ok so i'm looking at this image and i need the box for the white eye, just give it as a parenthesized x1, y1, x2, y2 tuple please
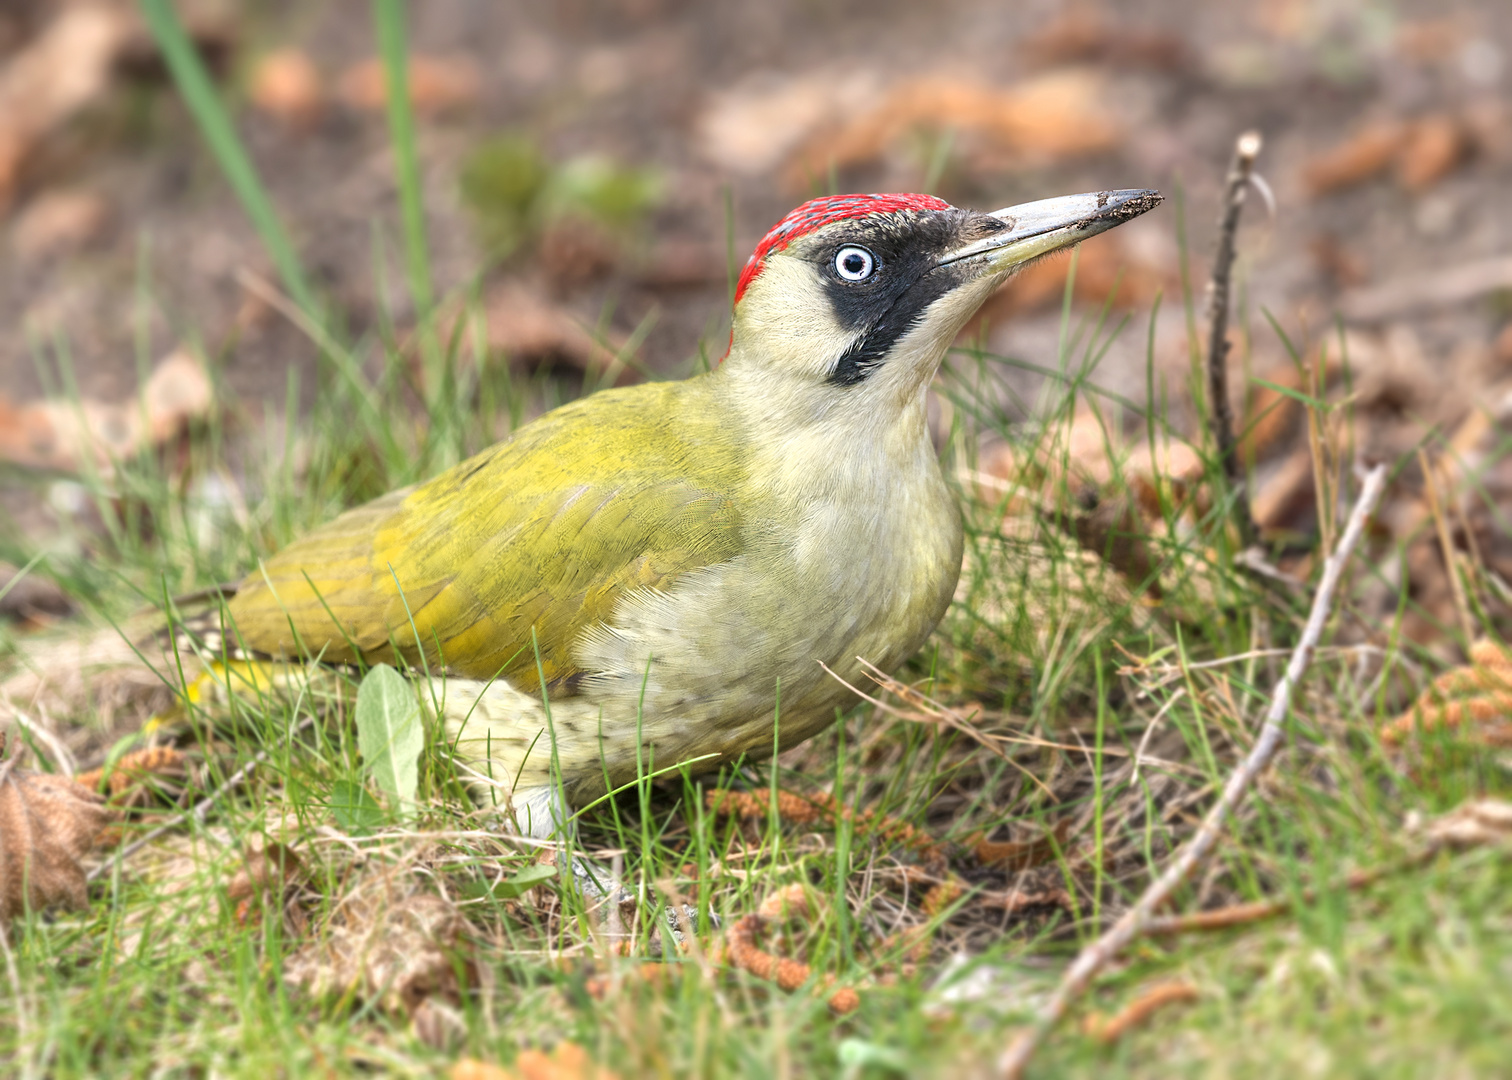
(834, 245, 876, 281)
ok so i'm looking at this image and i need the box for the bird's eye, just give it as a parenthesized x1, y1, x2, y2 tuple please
(833, 245, 876, 282)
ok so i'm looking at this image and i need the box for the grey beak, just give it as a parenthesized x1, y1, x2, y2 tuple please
(939, 189, 1163, 270)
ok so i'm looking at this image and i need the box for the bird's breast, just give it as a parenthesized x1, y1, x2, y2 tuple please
(571, 422, 962, 751)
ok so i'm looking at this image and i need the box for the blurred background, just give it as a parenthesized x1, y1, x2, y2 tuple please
(1, 0, 1509, 615)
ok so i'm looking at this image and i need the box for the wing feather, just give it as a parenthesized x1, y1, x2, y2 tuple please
(227, 380, 747, 687)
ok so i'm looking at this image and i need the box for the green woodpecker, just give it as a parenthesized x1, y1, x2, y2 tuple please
(224, 188, 1161, 835)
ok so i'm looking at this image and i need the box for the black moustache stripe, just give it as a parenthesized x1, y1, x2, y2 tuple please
(828, 263, 967, 386)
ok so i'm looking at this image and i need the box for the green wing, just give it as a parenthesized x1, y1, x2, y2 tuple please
(226, 380, 746, 688)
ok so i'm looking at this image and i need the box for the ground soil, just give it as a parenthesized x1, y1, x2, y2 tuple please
(2, 0, 1510, 540)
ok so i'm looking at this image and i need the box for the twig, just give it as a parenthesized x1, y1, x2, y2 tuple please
(996, 463, 1386, 1079)
(1205, 130, 1263, 548)
(1418, 449, 1477, 651)
(1143, 853, 1423, 935)
(1083, 981, 1199, 1044)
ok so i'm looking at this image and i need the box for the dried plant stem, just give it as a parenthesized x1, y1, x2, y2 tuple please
(1205, 130, 1263, 548)
(1143, 853, 1422, 935)
(1418, 449, 1477, 650)
(997, 463, 1386, 1080)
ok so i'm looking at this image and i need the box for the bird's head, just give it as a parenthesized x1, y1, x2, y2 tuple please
(722, 189, 1162, 411)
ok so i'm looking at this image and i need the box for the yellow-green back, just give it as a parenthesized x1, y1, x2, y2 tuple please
(227, 376, 749, 688)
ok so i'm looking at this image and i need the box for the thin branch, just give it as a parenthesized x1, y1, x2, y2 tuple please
(996, 463, 1386, 1080)
(1205, 130, 1263, 548)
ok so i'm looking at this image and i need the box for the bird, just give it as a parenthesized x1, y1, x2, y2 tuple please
(219, 188, 1161, 836)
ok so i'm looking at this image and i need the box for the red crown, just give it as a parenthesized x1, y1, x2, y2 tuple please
(733, 193, 951, 304)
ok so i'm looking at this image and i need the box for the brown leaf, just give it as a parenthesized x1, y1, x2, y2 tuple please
(1303, 120, 1406, 196)
(1397, 115, 1471, 191)
(12, 191, 109, 261)
(338, 55, 480, 114)
(0, 348, 212, 474)
(0, 737, 112, 925)
(1252, 447, 1317, 534)
(484, 282, 633, 382)
(1309, 231, 1369, 288)
(974, 231, 1176, 323)
(784, 70, 1121, 186)
(1018, 11, 1190, 71)
(0, 4, 132, 210)
(1496, 323, 1512, 369)
(249, 48, 324, 130)
(225, 842, 305, 904)
(1418, 799, 1512, 849)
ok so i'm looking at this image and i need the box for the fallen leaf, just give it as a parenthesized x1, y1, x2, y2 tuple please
(1306, 114, 1473, 197)
(1496, 323, 1512, 368)
(1252, 447, 1316, 534)
(338, 55, 480, 114)
(225, 841, 305, 905)
(0, 4, 132, 210)
(695, 70, 880, 176)
(12, 190, 109, 260)
(1303, 120, 1406, 196)
(1018, 11, 1190, 71)
(484, 281, 631, 381)
(1309, 231, 1369, 288)
(0, 347, 212, 473)
(973, 230, 1176, 324)
(1397, 114, 1471, 191)
(786, 70, 1121, 185)
(0, 734, 112, 925)
(1417, 798, 1512, 848)
(249, 47, 324, 130)
(1394, 19, 1470, 65)
(226, 840, 309, 931)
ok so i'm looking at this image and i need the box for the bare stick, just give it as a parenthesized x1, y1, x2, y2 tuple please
(997, 463, 1386, 1080)
(1205, 130, 1263, 548)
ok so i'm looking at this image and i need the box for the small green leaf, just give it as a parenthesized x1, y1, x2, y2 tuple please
(460, 864, 557, 901)
(329, 778, 385, 834)
(355, 663, 423, 809)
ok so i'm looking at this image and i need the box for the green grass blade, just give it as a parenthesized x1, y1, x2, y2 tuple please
(139, 0, 318, 321)
(372, 0, 441, 395)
